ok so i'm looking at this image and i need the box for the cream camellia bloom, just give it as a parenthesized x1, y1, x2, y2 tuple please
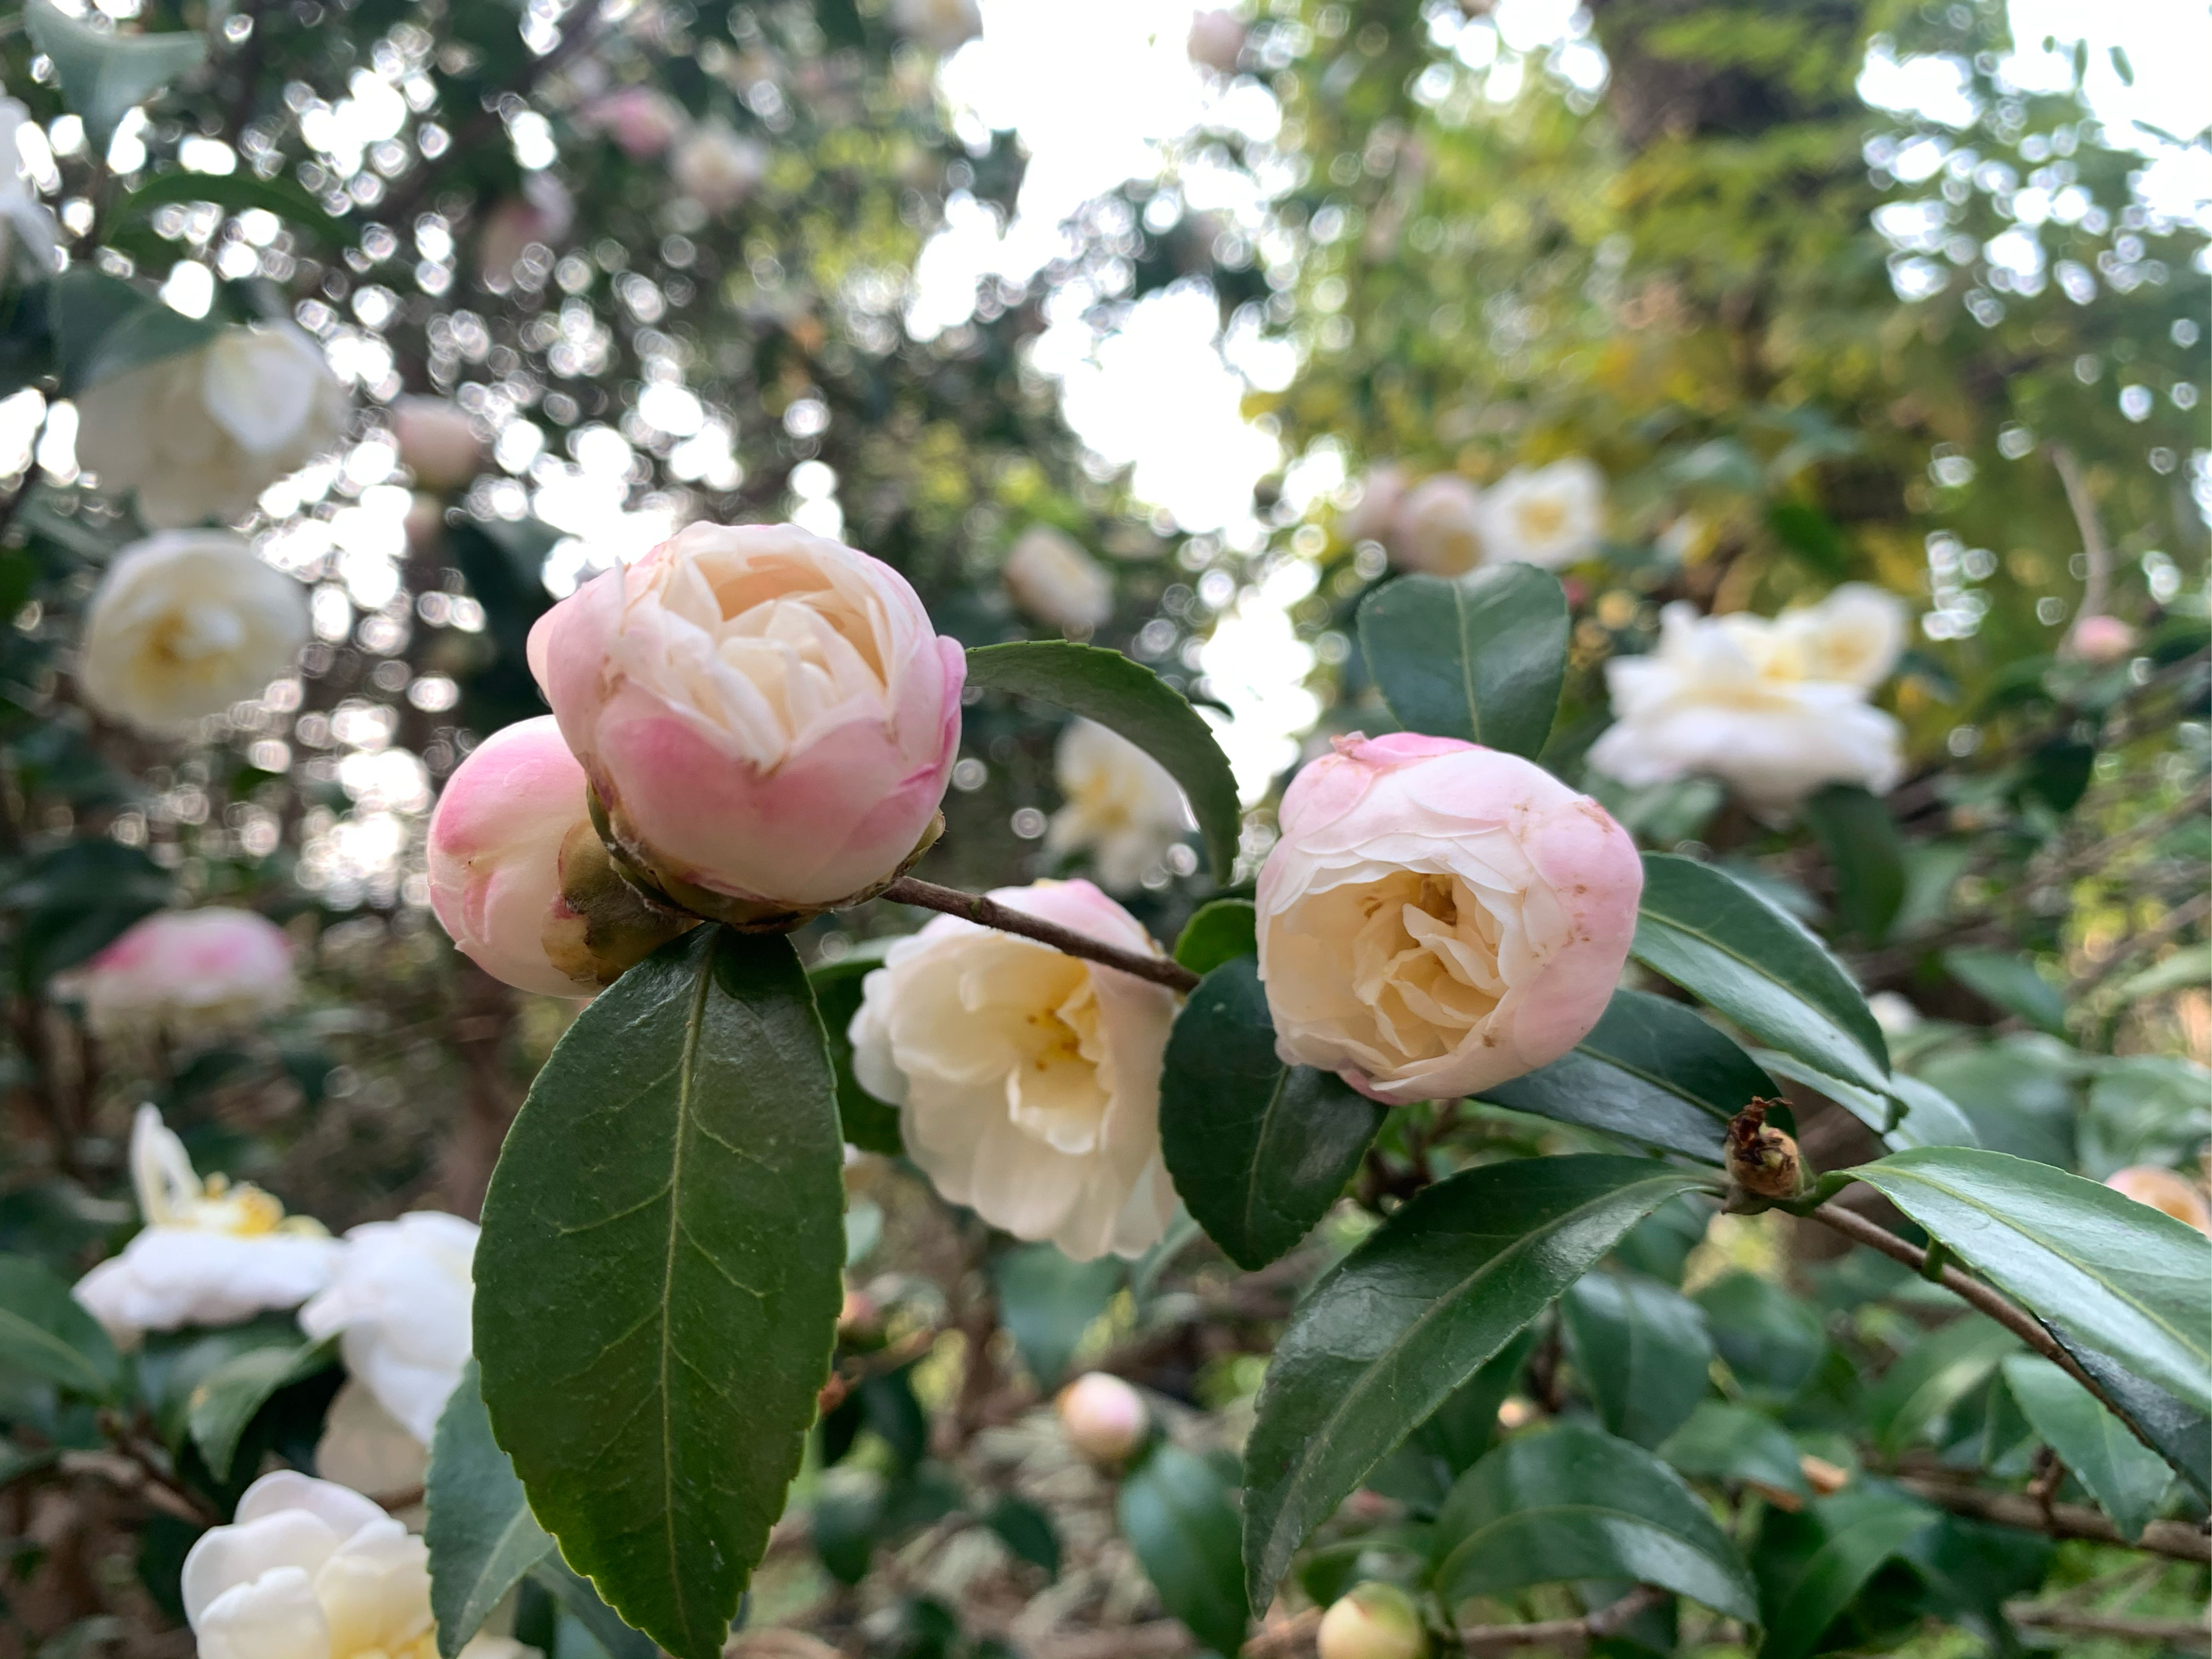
(529, 522, 965, 916)
(391, 397, 485, 493)
(74, 1107, 337, 1345)
(300, 1212, 479, 1445)
(1475, 457, 1605, 569)
(670, 122, 770, 213)
(2105, 1165, 2212, 1234)
(315, 1379, 431, 1503)
(1044, 719, 1193, 893)
(1004, 523, 1113, 635)
(1389, 474, 1485, 576)
(182, 1472, 529, 1659)
(890, 0, 982, 51)
(1587, 593, 1908, 811)
(1257, 734, 1642, 1106)
(73, 907, 297, 1039)
(848, 879, 1179, 1261)
(76, 323, 349, 528)
(80, 532, 310, 733)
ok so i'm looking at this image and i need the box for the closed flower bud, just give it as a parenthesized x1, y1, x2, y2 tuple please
(528, 523, 965, 921)
(2105, 1165, 2211, 1233)
(391, 397, 486, 493)
(2066, 614, 2137, 665)
(71, 907, 297, 1039)
(77, 323, 349, 528)
(1005, 524, 1114, 635)
(1317, 1582, 1429, 1659)
(1257, 735, 1641, 1105)
(1057, 1371, 1149, 1462)
(1389, 474, 1485, 576)
(1726, 1101, 1805, 1200)
(80, 531, 309, 733)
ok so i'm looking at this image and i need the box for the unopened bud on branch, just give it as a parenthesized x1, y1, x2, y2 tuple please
(1317, 1582, 1429, 1659)
(1057, 1372, 1148, 1464)
(1726, 1099, 1806, 1201)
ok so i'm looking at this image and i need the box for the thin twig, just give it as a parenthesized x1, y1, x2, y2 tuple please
(2005, 1600, 2211, 1649)
(1240, 1586, 1668, 1657)
(1897, 1476, 2211, 1564)
(56, 1450, 216, 1527)
(880, 876, 1200, 992)
(2049, 444, 2113, 629)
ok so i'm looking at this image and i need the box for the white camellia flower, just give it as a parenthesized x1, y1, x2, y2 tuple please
(315, 1379, 432, 1504)
(74, 1107, 338, 1345)
(1044, 719, 1193, 893)
(1389, 474, 1485, 576)
(79, 532, 309, 732)
(0, 100, 59, 278)
(75, 322, 349, 528)
(182, 1472, 530, 1659)
(1587, 587, 1911, 811)
(1004, 524, 1114, 635)
(299, 1212, 479, 1445)
(1476, 456, 1606, 568)
(849, 879, 1179, 1261)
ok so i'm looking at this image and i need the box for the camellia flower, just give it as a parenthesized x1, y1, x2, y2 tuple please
(1588, 586, 1909, 811)
(890, 0, 983, 52)
(74, 1106, 337, 1345)
(1057, 1371, 1150, 1462)
(848, 879, 1179, 1261)
(670, 121, 769, 214)
(391, 397, 485, 493)
(299, 1212, 480, 1445)
(426, 715, 695, 995)
(75, 323, 349, 528)
(528, 521, 965, 919)
(1389, 474, 1485, 577)
(1187, 7, 1246, 72)
(2067, 614, 2137, 664)
(1317, 1582, 1430, 1659)
(1475, 456, 1605, 568)
(315, 1379, 430, 1503)
(181, 1472, 528, 1659)
(1338, 464, 1408, 549)
(1004, 523, 1114, 635)
(78, 531, 309, 733)
(1256, 734, 1642, 1106)
(2105, 1165, 2212, 1234)
(0, 99, 59, 279)
(1044, 719, 1193, 893)
(72, 907, 298, 1039)
(581, 85, 687, 159)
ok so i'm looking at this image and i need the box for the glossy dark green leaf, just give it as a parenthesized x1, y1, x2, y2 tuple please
(1560, 1271, 1714, 1448)
(1610, 1194, 1714, 1285)
(0, 1254, 123, 1400)
(990, 1244, 1121, 1389)
(109, 169, 349, 247)
(1846, 1147, 2212, 1414)
(1756, 1052, 1980, 1152)
(1942, 948, 2068, 1038)
(475, 929, 847, 1659)
(1355, 563, 1568, 758)
(1766, 501, 1851, 578)
(187, 1335, 336, 1481)
(1482, 989, 1770, 1164)
(530, 1556, 658, 1659)
(1753, 1486, 1936, 1659)
(964, 641, 1240, 881)
(1432, 1423, 1757, 1621)
(984, 1494, 1061, 1578)
(1865, 1316, 2020, 1455)
(138, 1317, 299, 1449)
(1898, 1513, 2054, 1647)
(2049, 1332, 2210, 1503)
(1632, 854, 1889, 1092)
(2000, 1355, 2172, 1542)
(1658, 1402, 1811, 1500)
(426, 1360, 553, 1659)
(1159, 957, 1383, 1271)
(807, 946, 902, 1156)
(1693, 1272, 1827, 1398)
(1370, 1329, 1540, 1513)
(1241, 1155, 1719, 1604)
(1173, 898, 1257, 975)
(24, 0, 208, 148)
(1801, 784, 1905, 945)
(1118, 1443, 1248, 1657)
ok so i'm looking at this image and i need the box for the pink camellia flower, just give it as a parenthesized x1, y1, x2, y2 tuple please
(2066, 614, 2137, 665)
(1057, 1371, 1150, 1462)
(581, 85, 687, 160)
(75, 907, 295, 1039)
(1256, 734, 1642, 1105)
(391, 397, 485, 494)
(528, 522, 965, 917)
(2105, 1165, 2211, 1234)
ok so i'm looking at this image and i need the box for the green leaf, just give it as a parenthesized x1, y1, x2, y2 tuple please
(2, 839, 174, 989)
(1631, 854, 1889, 1092)
(1241, 1155, 1719, 1604)
(474, 929, 847, 1659)
(1118, 1443, 1249, 1657)
(2048, 1333, 2210, 1504)
(806, 946, 902, 1156)
(1766, 501, 1850, 579)
(1753, 1486, 1937, 1659)
(1432, 1422, 1757, 1622)
(426, 1360, 554, 1659)
(1559, 1270, 1714, 1448)
(1801, 785, 1905, 945)
(187, 1335, 336, 1481)
(1658, 1401, 1811, 1499)
(1481, 989, 1769, 1164)
(1693, 1272, 1827, 1398)
(1756, 1052, 1979, 1152)
(1865, 1316, 2020, 1455)
(984, 1494, 1061, 1579)
(0, 1254, 124, 1400)
(75, 296, 223, 394)
(1173, 898, 1257, 975)
(1401, 1327, 1541, 1491)
(529, 1556, 659, 1659)
(963, 641, 1241, 882)
(1845, 1147, 2212, 1414)
(1942, 948, 2068, 1038)
(1159, 957, 1383, 1271)
(990, 1245, 1121, 1390)
(109, 169, 350, 247)
(24, 0, 207, 148)
(1355, 563, 1568, 758)
(2000, 1355, 2172, 1542)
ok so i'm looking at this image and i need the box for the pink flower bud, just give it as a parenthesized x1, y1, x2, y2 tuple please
(1057, 1372, 1149, 1462)
(2105, 1165, 2211, 1234)
(582, 85, 687, 160)
(527, 523, 965, 918)
(73, 908, 295, 1038)
(1317, 1583, 1429, 1659)
(2066, 614, 2137, 665)
(1256, 734, 1642, 1105)
(391, 397, 485, 494)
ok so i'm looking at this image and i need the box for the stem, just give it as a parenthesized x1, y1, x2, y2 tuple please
(880, 876, 1200, 993)
(2005, 1603, 2212, 1647)
(2049, 444, 2112, 627)
(1896, 1475, 2211, 1564)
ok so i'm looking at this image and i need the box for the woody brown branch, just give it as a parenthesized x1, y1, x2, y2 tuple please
(881, 876, 1202, 993)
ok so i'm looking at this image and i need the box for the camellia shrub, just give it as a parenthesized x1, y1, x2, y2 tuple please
(0, 0, 2203, 1657)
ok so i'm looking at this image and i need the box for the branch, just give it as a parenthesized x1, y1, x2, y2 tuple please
(2006, 1600, 2212, 1647)
(2049, 444, 2112, 627)
(1898, 1476, 2211, 1565)
(1240, 1587, 1667, 1657)
(880, 876, 1200, 993)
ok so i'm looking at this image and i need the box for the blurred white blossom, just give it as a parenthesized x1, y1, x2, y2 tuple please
(1045, 718, 1191, 891)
